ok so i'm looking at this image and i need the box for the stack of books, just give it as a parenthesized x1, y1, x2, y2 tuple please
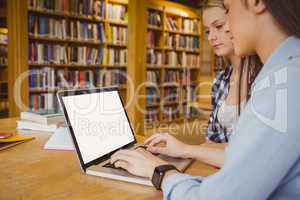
(17, 112, 65, 133)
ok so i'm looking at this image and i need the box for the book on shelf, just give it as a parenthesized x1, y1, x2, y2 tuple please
(147, 71, 160, 85)
(108, 25, 128, 45)
(93, 0, 105, 18)
(147, 49, 162, 66)
(164, 70, 180, 84)
(29, 93, 59, 113)
(20, 111, 64, 126)
(28, 0, 97, 16)
(69, 46, 107, 65)
(181, 52, 201, 68)
(181, 69, 191, 85)
(163, 106, 180, 121)
(165, 51, 180, 67)
(107, 3, 128, 22)
(107, 48, 127, 66)
(164, 33, 199, 50)
(95, 69, 127, 87)
(29, 43, 68, 64)
(147, 30, 161, 48)
(29, 67, 56, 90)
(163, 88, 180, 102)
(29, 43, 110, 65)
(145, 108, 159, 124)
(146, 88, 160, 105)
(148, 10, 162, 27)
(165, 17, 179, 31)
(182, 19, 199, 34)
(56, 69, 94, 88)
(28, 15, 107, 42)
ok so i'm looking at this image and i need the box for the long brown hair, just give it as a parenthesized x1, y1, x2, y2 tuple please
(262, 0, 300, 37)
(237, 55, 262, 115)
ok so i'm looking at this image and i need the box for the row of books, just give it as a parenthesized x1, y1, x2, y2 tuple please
(182, 19, 199, 34)
(29, 68, 127, 90)
(163, 106, 180, 121)
(165, 17, 179, 31)
(147, 71, 160, 85)
(29, 15, 107, 42)
(182, 86, 197, 102)
(165, 51, 201, 67)
(95, 69, 127, 87)
(181, 69, 192, 85)
(108, 26, 128, 45)
(164, 70, 180, 84)
(146, 88, 160, 105)
(28, 0, 105, 18)
(147, 30, 161, 48)
(148, 10, 162, 27)
(147, 49, 163, 66)
(164, 33, 199, 50)
(163, 88, 180, 103)
(107, 3, 127, 22)
(29, 43, 127, 66)
(29, 93, 59, 113)
(29, 67, 56, 90)
(145, 109, 159, 124)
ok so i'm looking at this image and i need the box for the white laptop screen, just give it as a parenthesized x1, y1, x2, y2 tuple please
(61, 90, 135, 164)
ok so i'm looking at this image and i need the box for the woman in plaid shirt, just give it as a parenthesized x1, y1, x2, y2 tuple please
(142, 0, 262, 168)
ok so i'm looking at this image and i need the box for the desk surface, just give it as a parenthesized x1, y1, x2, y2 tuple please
(0, 118, 218, 200)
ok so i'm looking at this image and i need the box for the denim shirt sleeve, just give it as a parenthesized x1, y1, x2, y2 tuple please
(161, 41, 300, 200)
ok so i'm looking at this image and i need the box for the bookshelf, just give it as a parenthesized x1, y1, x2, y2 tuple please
(6, 0, 215, 135)
(0, 0, 8, 118)
(26, 0, 129, 113)
(145, 0, 202, 126)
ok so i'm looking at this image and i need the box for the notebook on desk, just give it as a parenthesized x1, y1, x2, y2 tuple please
(0, 135, 34, 151)
(57, 87, 192, 186)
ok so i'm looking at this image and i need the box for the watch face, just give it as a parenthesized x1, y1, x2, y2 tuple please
(151, 165, 177, 190)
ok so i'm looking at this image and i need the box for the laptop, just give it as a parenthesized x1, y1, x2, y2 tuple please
(57, 87, 192, 186)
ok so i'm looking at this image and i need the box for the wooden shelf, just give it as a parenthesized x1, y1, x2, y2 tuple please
(146, 103, 160, 108)
(147, 46, 163, 50)
(29, 63, 127, 69)
(0, 43, 7, 46)
(29, 85, 127, 94)
(28, 35, 106, 46)
(0, 64, 7, 68)
(164, 47, 200, 53)
(147, 65, 163, 69)
(108, 0, 128, 6)
(108, 20, 128, 26)
(147, 25, 163, 31)
(165, 29, 200, 37)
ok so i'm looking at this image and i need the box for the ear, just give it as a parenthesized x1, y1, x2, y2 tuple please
(247, 0, 267, 14)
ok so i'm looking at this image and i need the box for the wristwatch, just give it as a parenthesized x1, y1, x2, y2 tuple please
(151, 164, 178, 190)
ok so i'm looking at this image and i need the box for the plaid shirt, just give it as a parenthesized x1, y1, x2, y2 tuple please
(206, 66, 233, 143)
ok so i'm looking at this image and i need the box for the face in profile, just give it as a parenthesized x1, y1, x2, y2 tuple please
(203, 6, 234, 57)
(224, 0, 257, 57)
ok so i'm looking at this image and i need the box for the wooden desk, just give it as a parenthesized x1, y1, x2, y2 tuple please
(0, 118, 218, 200)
